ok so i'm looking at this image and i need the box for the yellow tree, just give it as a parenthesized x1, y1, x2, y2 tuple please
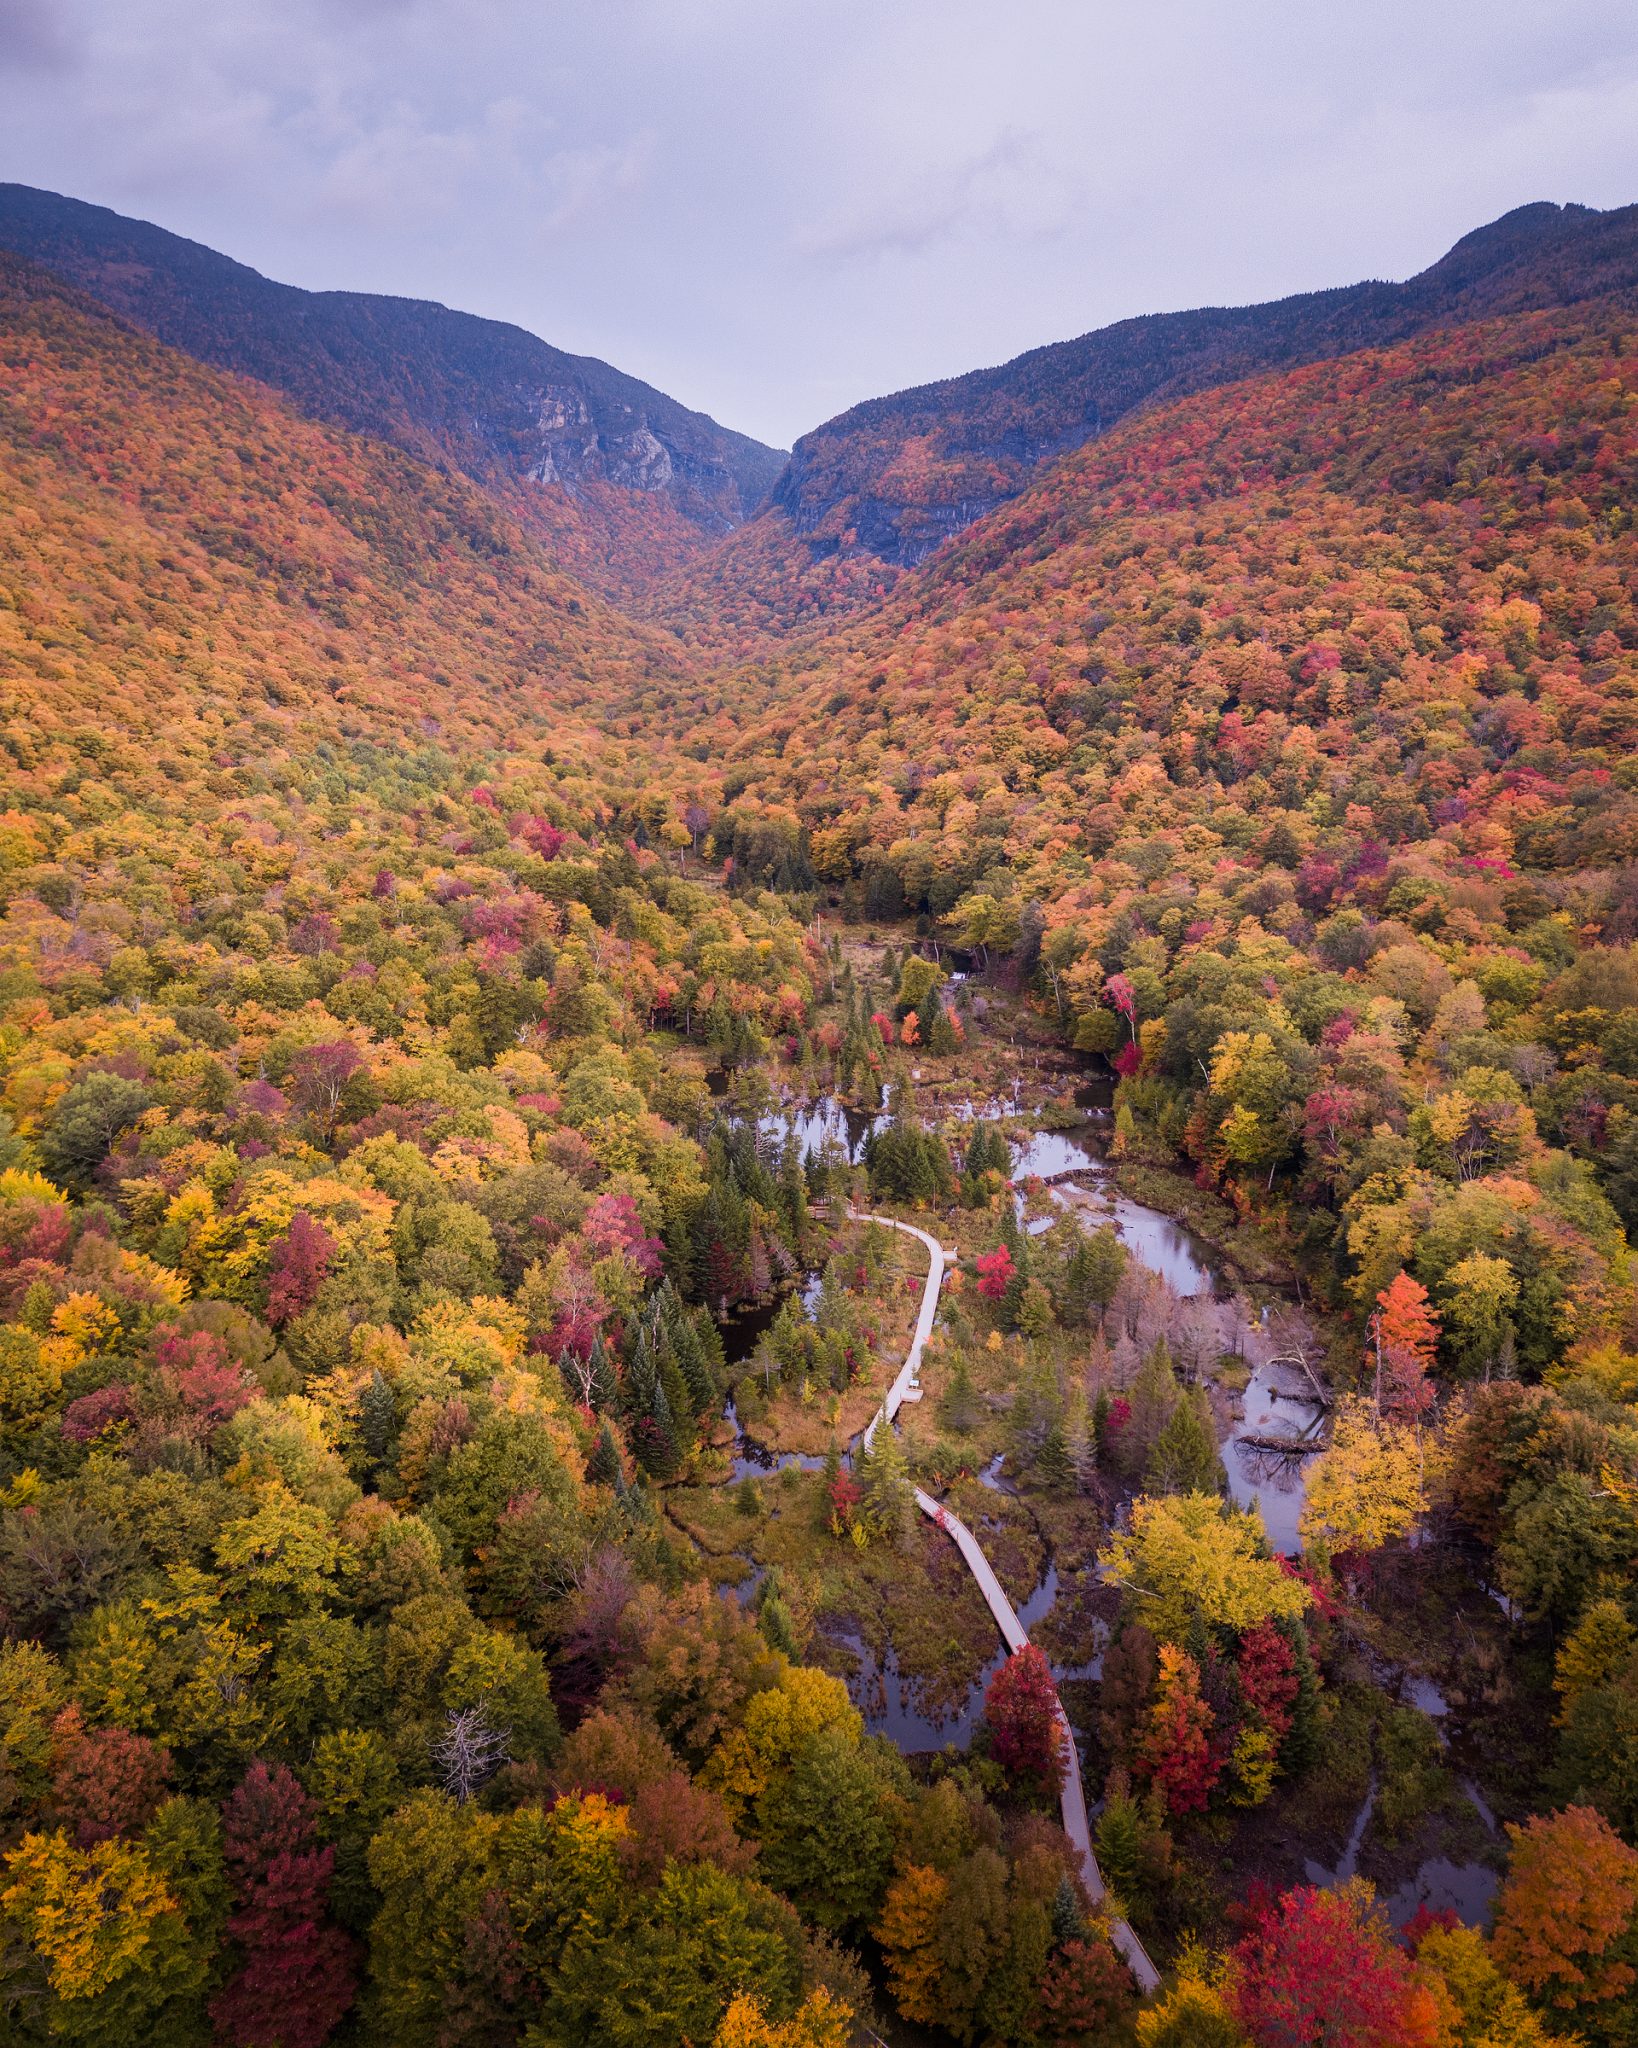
(715, 1987, 853, 2047)
(1, 1830, 174, 2002)
(1300, 1399, 1440, 1561)
(873, 1862, 950, 2025)
(1099, 1493, 1310, 1642)
(1411, 1924, 1557, 2047)
(703, 1666, 861, 1821)
(1553, 1599, 1635, 1724)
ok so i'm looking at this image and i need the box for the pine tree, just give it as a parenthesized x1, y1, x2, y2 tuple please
(643, 1373, 682, 1479)
(1081, 1226, 1128, 1313)
(667, 1297, 719, 1418)
(358, 1369, 398, 1469)
(1000, 1234, 1032, 1332)
(1063, 1386, 1096, 1492)
(1125, 1336, 1180, 1471)
(1036, 1408, 1075, 1492)
(586, 1421, 623, 1488)
(1049, 1872, 1085, 1950)
(756, 1569, 800, 1658)
(1093, 1781, 1146, 1907)
(1146, 1388, 1221, 1495)
(939, 1350, 980, 1434)
(589, 1330, 619, 1412)
(859, 1425, 912, 1543)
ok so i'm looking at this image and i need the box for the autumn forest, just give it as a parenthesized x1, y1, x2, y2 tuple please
(0, 180, 1636, 2048)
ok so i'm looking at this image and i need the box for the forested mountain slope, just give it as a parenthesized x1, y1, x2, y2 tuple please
(0, 183, 785, 604)
(767, 199, 1638, 569)
(0, 251, 703, 797)
(697, 295, 1638, 1268)
(2, 190, 1638, 2048)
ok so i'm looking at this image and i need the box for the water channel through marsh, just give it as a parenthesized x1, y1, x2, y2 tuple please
(710, 1095, 1499, 1929)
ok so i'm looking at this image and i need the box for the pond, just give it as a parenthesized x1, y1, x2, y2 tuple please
(716, 1268, 824, 1370)
(1002, 1117, 1224, 1300)
(1306, 1774, 1501, 1931)
(825, 1554, 1094, 1752)
(1222, 1358, 1327, 1556)
(1011, 1127, 1102, 1180)
(1380, 1858, 1500, 1931)
(843, 1628, 1007, 1752)
(756, 1096, 885, 1161)
(719, 1380, 831, 1481)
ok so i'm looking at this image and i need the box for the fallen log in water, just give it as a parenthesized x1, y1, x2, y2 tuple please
(1237, 1429, 1326, 1456)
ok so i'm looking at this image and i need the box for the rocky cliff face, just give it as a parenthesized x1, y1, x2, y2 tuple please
(771, 199, 1638, 566)
(0, 184, 785, 546)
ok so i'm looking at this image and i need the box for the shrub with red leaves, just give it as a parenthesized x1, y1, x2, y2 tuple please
(47, 1707, 171, 1846)
(976, 1245, 1016, 1302)
(152, 1326, 257, 1428)
(581, 1192, 664, 1279)
(60, 1382, 136, 1442)
(1236, 1619, 1300, 1745)
(1034, 1936, 1135, 2046)
(265, 1211, 335, 1327)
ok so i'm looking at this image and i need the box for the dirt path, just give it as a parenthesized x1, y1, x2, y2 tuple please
(849, 1210, 1162, 1997)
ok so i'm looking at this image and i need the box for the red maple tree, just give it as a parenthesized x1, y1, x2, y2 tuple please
(1236, 1619, 1300, 1746)
(1230, 1883, 1440, 2047)
(1370, 1270, 1439, 1417)
(976, 1244, 1016, 1302)
(984, 1644, 1065, 1789)
(210, 1762, 356, 2048)
(265, 1211, 336, 1327)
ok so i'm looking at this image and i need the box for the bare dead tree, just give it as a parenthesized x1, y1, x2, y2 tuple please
(434, 1705, 511, 1804)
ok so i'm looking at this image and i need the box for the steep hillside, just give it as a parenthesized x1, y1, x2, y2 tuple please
(2, 198, 1638, 2048)
(696, 294, 1638, 1233)
(0, 183, 785, 602)
(765, 199, 1638, 572)
(714, 295, 1638, 892)
(0, 248, 730, 864)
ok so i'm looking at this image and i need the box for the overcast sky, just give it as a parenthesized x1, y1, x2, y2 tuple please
(3, 0, 1637, 449)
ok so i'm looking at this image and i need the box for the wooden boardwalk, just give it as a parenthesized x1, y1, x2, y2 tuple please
(849, 1211, 1162, 1997)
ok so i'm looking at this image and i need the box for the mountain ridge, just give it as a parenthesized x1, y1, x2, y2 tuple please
(0, 182, 785, 601)
(767, 197, 1638, 568)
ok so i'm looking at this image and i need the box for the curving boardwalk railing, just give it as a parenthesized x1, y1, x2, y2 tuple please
(849, 1210, 1162, 1998)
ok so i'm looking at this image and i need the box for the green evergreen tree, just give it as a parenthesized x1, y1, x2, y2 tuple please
(1125, 1336, 1179, 1470)
(939, 1350, 981, 1434)
(1079, 1225, 1128, 1314)
(359, 1369, 398, 1469)
(586, 1420, 623, 1489)
(858, 1425, 912, 1543)
(1000, 1232, 1032, 1330)
(756, 1569, 799, 1658)
(588, 1331, 619, 1413)
(642, 1374, 681, 1479)
(1093, 1784, 1145, 1908)
(1036, 1408, 1075, 1492)
(1049, 1872, 1084, 1950)
(1146, 1387, 1221, 1495)
(1063, 1385, 1096, 1491)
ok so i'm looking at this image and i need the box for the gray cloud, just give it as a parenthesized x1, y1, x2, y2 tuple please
(0, 0, 1635, 446)
(0, 0, 80, 70)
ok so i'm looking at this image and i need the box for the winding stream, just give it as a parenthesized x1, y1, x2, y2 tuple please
(715, 1098, 1497, 1941)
